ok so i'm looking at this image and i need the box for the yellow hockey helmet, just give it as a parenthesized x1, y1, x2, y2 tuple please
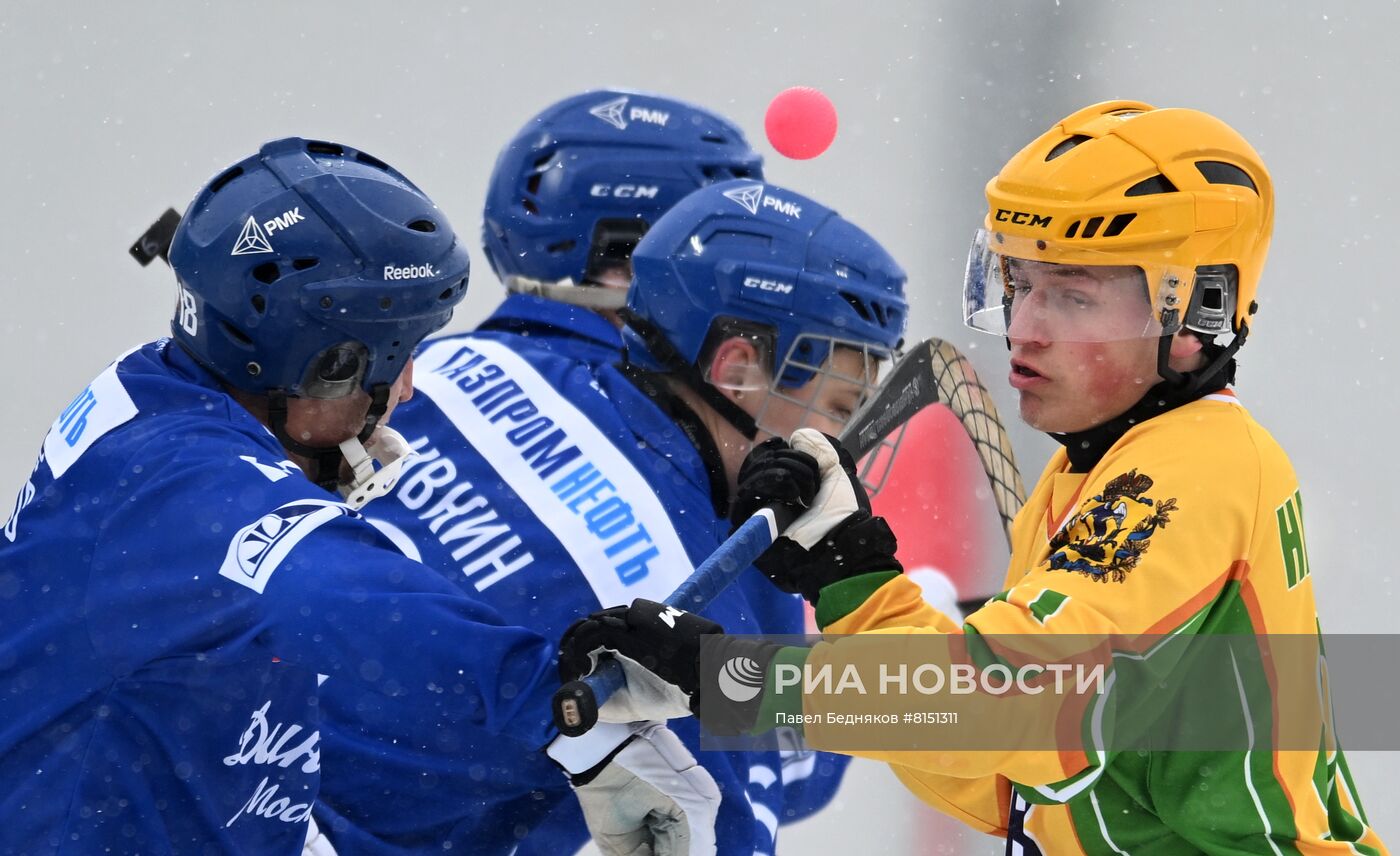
(965, 100, 1273, 343)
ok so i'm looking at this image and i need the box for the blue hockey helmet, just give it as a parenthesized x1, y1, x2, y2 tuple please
(482, 89, 763, 299)
(168, 137, 470, 402)
(624, 179, 908, 390)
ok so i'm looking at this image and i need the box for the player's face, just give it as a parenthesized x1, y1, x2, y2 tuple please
(282, 359, 415, 447)
(756, 347, 873, 440)
(1005, 263, 1161, 433)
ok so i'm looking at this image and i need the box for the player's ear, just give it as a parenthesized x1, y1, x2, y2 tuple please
(1166, 330, 1206, 373)
(705, 337, 768, 401)
(396, 358, 415, 404)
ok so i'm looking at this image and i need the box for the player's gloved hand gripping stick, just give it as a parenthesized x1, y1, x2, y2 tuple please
(553, 337, 1025, 736)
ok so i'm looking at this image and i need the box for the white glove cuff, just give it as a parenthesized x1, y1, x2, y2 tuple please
(545, 720, 647, 775)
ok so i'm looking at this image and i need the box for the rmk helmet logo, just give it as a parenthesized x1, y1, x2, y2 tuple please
(589, 96, 629, 130)
(588, 95, 670, 131)
(231, 216, 274, 256)
(231, 207, 307, 256)
(722, 183, 802, 219)
(723, 184, 765, 215)
(717, 656, 765, 703)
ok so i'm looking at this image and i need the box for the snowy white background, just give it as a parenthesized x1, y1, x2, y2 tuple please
(1, 2, 1393, 852)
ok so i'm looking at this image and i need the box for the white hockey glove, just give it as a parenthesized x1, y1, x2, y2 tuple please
(742, 429, 902, 605)
(548, 721, 720, 856)
(784, 429, 863, 548)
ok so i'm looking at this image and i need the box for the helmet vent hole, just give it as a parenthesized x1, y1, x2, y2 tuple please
(1045, 135, 1091, 161)
(1081, 217, 1105, 239)
(732, 167, 754, 179)
(354, 151, 389, 171)
(220, 321, 254, 346)
(840, 292, 873, 323)
(1065, 220, 1081, 239)
(406, 219, 437, 233)
(252, 262, 281, 284)
(701, 133, 728, 144)
(306, 141, 344, 156)
(1195, 161, 1258, 193)
(1102, 213, 1137, 238)
(526, 173, 543, 195)
(293, 257, 319, 271)
(522, 198, 540, 215)
(209, 166, 244, 194)
(546, 239, 576, 254)
(250, 294, 266, 314)
(379, 297, 393, 310)
(1125, 174, 1179, 196)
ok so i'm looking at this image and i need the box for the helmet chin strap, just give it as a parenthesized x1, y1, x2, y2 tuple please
(618, 310, 759, 441)
(1155, 320, 1248, 393)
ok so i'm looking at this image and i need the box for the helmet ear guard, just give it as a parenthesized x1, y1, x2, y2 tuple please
(1182, 264, 1237, 337)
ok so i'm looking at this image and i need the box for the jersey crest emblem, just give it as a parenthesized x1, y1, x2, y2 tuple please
(1047, 469, 1177, 583)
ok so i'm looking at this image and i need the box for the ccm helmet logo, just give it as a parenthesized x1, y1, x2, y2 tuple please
(743, 276, 794, 295)
(995, 208, 1052, 228)
(384, 263, 438, 280)
(589, 184, 660, 199)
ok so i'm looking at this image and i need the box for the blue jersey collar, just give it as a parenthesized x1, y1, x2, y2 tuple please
(479, 293, 623, 352)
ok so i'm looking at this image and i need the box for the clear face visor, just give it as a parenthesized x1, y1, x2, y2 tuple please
(963, 229, 1192, 343)
(708, 334, 905, 496)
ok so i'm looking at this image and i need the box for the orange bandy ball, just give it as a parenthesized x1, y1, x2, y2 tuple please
(764, 87, 838, 160)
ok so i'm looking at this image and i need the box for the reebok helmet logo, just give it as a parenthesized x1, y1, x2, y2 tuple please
(230, 207, 306, 256)
(722, 184, 802, 219)
(717, 656, 765, 702)
(588, 95, 670, 130)
(384, 262, 438, 280)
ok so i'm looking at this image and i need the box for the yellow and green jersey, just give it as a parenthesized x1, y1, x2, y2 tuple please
(809, 391, 1385, 854)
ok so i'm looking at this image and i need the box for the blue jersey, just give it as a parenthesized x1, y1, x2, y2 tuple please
(313, 315, 847, 855)
(0, 341, 561, 856)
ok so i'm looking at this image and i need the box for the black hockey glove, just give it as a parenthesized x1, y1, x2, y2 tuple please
(729, 437, 820, 530)
(558, 599, 724, 720)
(751, 431, 902, 606)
